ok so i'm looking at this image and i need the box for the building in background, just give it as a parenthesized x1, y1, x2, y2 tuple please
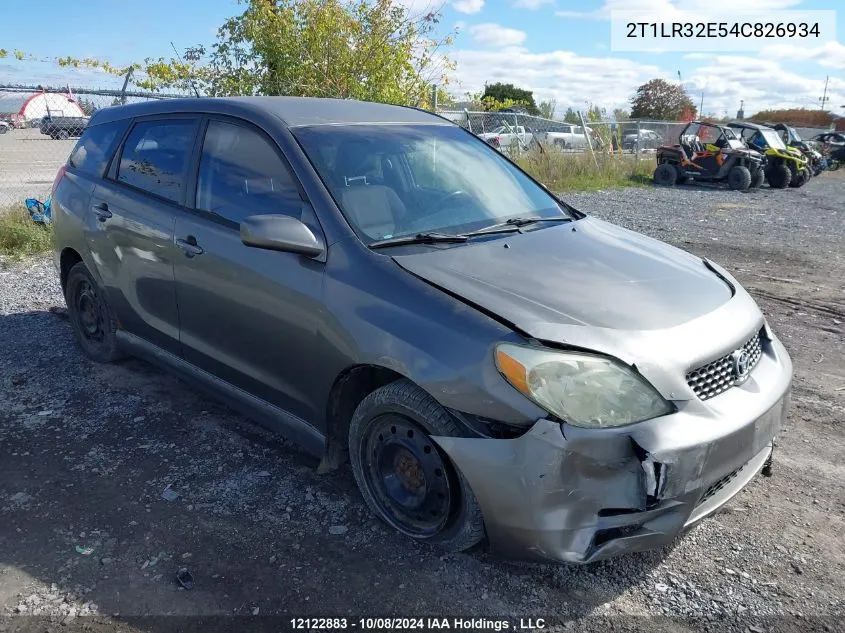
(0, 90, 85, 126)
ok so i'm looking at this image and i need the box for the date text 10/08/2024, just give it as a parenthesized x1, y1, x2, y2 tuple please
(626, 22, 821, 38)
(290, 618, 548, 630)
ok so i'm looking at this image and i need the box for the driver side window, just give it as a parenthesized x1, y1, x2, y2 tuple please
(196, 120, 302, 225)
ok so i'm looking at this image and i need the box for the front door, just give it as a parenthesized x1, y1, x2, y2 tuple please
(85, 116, 199, 355)
(173, 117, 327, 423)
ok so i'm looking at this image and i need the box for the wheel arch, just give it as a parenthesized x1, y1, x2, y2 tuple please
(60, 247, 84, 293)
(322, 363, 409, 470)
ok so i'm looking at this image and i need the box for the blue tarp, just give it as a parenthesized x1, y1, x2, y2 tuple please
(25, 196, 52, 224)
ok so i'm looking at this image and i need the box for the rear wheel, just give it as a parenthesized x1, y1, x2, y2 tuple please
(65, 263, 123, 363)
(727, 165, 752, 191)
(58, 129, 70, 140)
(750, 168, 765, 188)
(349, 379, 485, 552)
(766, 163, 791, 189)
(653, 163, 678, 186)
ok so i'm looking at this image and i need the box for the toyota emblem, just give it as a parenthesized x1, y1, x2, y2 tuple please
(731, 349, 751, 384)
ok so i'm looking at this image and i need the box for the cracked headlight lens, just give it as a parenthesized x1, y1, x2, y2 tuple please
(495, 343, 673, 428)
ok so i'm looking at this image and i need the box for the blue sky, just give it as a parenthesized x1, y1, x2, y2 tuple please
(0, 0, 842, 117)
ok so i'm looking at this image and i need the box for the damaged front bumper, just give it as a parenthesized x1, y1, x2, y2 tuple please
(432, 337, 792, 564)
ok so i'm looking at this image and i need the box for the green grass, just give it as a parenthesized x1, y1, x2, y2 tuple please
(515, 148, 654, 192)
(0, 205, 54, 262)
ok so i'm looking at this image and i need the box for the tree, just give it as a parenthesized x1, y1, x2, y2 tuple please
(750, 108, 834, 127)
(481, 82, 539, 115)
(613, 108, 630, 121)
(563, 107, 579, 123)
(630, 78, 697, 121)
(538, 98, 557, 120)
(55, 0, 455, 108)
(76, 98, 98, 116)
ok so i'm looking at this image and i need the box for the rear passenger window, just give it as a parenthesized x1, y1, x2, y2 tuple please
(196, 120, 302, 224)
(68, 120, 126, 177)
(117, 119, 197, 203)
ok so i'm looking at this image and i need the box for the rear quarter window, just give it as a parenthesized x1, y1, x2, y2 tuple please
(68, 120, 128, 177)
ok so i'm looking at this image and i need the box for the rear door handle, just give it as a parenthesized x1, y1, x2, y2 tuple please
(176, 236, 205, 257)
(91, 203, 112, 222)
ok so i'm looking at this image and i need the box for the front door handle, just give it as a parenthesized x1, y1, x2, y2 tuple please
(176, 236, 205, 257)
(91, 203, 112, 222)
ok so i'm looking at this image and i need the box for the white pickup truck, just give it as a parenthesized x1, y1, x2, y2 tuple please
(477, 125, 534, 150)
(543, 124, 596, 150)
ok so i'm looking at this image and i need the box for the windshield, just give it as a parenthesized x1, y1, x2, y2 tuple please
(761, 129, 787, 149)
(293, 124, 570, 244)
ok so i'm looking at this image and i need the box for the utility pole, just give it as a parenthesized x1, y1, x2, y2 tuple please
(819, 75, 830, 112)
(699, 92, 704, 115)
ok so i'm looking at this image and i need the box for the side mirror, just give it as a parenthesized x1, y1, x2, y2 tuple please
(240, 214, 325, 258)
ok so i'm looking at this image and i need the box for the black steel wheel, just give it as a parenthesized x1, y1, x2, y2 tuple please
(349, 379, 485, 551)
(65, 262, 122, 363)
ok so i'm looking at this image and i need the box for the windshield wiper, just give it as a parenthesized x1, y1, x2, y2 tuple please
(464, 215, 571, 237)
(369, 232, 469, 249)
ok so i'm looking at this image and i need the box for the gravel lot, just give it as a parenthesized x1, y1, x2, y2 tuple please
(1, 174, 843, 632)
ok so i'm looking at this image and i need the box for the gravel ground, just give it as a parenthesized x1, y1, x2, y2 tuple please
(1, 173, 843, 633)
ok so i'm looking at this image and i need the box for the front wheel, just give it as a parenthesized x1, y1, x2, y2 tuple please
(766, 163, 791, 189)
(349, 379, 485, 552)
(750, 168, 765, 188)
(653, 162, 678, 186)
(789, 167, 810, 188)
(727, 165, 752, 191)
(829, 159, 841, 172)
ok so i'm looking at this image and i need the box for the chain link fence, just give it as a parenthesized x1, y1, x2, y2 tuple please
(437, 110, 690, 160)
(0, 85, 186, 208)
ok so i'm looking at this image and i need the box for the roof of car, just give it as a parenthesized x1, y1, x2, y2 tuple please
(88, 96, 448, 129)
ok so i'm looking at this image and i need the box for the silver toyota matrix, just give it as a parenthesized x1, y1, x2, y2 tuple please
(51, 97, 793, 563)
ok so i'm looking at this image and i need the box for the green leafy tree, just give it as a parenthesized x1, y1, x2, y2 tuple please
(481, 82, 539, 115)
(630, 78, 697, 121)
(612, 107, 630, 121)
(538, 98, 556, 120)
(563, 107, 580, 123)
(54, 0, 455, 107)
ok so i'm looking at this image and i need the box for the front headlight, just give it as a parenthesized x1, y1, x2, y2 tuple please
(495, 344, 673, 429)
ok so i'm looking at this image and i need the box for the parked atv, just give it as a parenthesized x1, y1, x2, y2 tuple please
(771, 123, 824, 176)
(728, 122, 810, 189)
(653, 121, 764, 191)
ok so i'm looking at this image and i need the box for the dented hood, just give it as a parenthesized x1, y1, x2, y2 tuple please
(392, 217, 733, 335)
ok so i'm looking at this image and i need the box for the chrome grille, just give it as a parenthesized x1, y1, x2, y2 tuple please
(686, 331, 764, 400)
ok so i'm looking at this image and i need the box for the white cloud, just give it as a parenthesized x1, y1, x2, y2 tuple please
(453, 0, 484, 14)
(556, 0, 803, 20)
(450, 48, 661, 108)
(513, 0, 552, 9)
(470, 23, 528, 47)
(759, 41, 845, 70)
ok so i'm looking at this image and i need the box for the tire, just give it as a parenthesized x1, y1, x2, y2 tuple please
(750, 168, 765, 188)
(65, 262, 123, 363)
(829, 159, 841, 172)
(766, 163, 791, 189)
(727, 165, 752, 191)
(789, 167, 810, 188)
(653, 162, 678, 186)
(0, 126, 7, 134)
(58, 129, 70, 140)
(349, 379, 485, 552)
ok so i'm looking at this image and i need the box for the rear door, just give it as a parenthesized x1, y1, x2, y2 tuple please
(173, 116, 327, 422)
(85, 116, 199, 355)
